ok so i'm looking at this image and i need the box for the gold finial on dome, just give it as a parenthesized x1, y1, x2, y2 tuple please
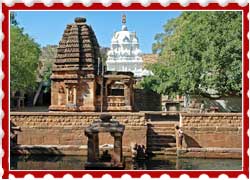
(122, 14, 126, 24)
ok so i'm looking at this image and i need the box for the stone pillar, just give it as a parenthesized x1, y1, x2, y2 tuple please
(73, 86, 77, 104)
(66, 87, 69, 104)
(86, 132, 99, 162)
(58, 94, 62, 106)
(124, 83, 130, 106)
(93, 133, 99, 159)
(58, 86, 64, 106)
(112, 132, 123, 163)
(106, 80, 113, 96)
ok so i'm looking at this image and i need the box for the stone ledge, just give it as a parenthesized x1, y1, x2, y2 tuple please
(18, 126, 147, 130)
(11, 145, 132, 156)
(177, 147, 242, 159)
(144, 111, 181, 115)
(181, 147, 241, 153)
(10, 112, 146, 116)
(180, 112, 242, 117)
(183, 127, 241, 132)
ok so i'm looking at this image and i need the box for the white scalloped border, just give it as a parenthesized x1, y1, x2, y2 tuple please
(1, 0, 249, 7)
(1, 0, 249, 179)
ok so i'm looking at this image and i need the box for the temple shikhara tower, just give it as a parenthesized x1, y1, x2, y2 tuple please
(49, 17, 134, 112)
(49, 17, 100, 112)
(106, 15, 150, 77)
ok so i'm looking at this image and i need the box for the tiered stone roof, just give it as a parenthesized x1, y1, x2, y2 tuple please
(51, 17, 100, 80)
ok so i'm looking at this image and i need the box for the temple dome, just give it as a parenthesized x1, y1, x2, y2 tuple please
(113, 31, 132, 44)
(106, 15, 147, 77)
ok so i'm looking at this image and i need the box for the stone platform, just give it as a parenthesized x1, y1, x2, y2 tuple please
(177, 147, 242, 159)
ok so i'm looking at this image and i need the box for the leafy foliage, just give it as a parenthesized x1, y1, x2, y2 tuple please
(142, 11, 242, 98)
(10, 14, 40, 94)
(10, 12, 18, 26)
(37, 45, 57, 92)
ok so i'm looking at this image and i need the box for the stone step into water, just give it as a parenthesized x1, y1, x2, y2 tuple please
(146, 121, 179, 155)
(147, 134, 176, 140)
(165, 152, 177, 156)
(165, 147, 177, 152)
(148, 142, 176, 147)
(147, 143, 176, 149)
(165, 148, 177, 156)
(147, 138, 176, 144)
(147, 141, 176, 146)
(148, 138, 176, 144)
(147, 130, 176, 135)
(150, 150, 165, 155)
(147, 145, 176, 150)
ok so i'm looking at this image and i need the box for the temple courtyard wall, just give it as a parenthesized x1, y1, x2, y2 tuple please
(179, 113, 242, 158)
(10, 112, 242, 158)
(10, 112, 147, 156)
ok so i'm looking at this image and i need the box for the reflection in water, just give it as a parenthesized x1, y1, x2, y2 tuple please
(11, 155, 87, 170)
(10, 155, 242, 170)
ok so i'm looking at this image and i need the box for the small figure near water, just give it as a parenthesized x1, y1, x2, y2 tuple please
(176, 125, 184, 149)
(132, 143, 148, 160)
(100, 150, 111, 162)
(99, 149, 121, 167)
(132, 143, 138, 158)
(131, 143, 148, 170)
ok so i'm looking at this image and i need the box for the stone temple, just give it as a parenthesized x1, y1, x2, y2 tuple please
(106, 14, 151, 77)
(49, 17, 134, 112)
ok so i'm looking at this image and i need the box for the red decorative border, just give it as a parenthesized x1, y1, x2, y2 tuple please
(2, 3, 249, 179)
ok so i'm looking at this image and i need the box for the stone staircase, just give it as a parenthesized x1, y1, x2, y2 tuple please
(147, 121, 178, 156)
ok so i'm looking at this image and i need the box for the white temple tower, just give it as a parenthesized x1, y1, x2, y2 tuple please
(106, 14, 150, 77)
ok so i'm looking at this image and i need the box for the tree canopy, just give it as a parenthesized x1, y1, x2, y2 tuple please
(37, 45, 57, 92)
(10, 13, 40, 94)
(141, 11, 242, 98)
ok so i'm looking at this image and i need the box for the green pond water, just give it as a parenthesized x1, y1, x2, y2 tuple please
(11, 155, 242, 170)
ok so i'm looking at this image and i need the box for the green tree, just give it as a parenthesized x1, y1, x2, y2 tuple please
(10, 12, 18, 26)
(10, 14, 40, 97)
(142, 11, 242, 98)
(37, 45, 57, 91)
(32, 45, 56, 106)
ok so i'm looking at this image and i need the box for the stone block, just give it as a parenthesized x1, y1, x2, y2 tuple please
(30, 135, 44, 145)
(17, 134, 31, 145)
(44, 135, 60, 145)
(216, 127, 238, 132)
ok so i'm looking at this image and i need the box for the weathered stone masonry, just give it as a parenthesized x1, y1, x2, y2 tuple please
(180, 113, 242, 148)
(10, 112, 242, 157)
(11, 112, 147, 155)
